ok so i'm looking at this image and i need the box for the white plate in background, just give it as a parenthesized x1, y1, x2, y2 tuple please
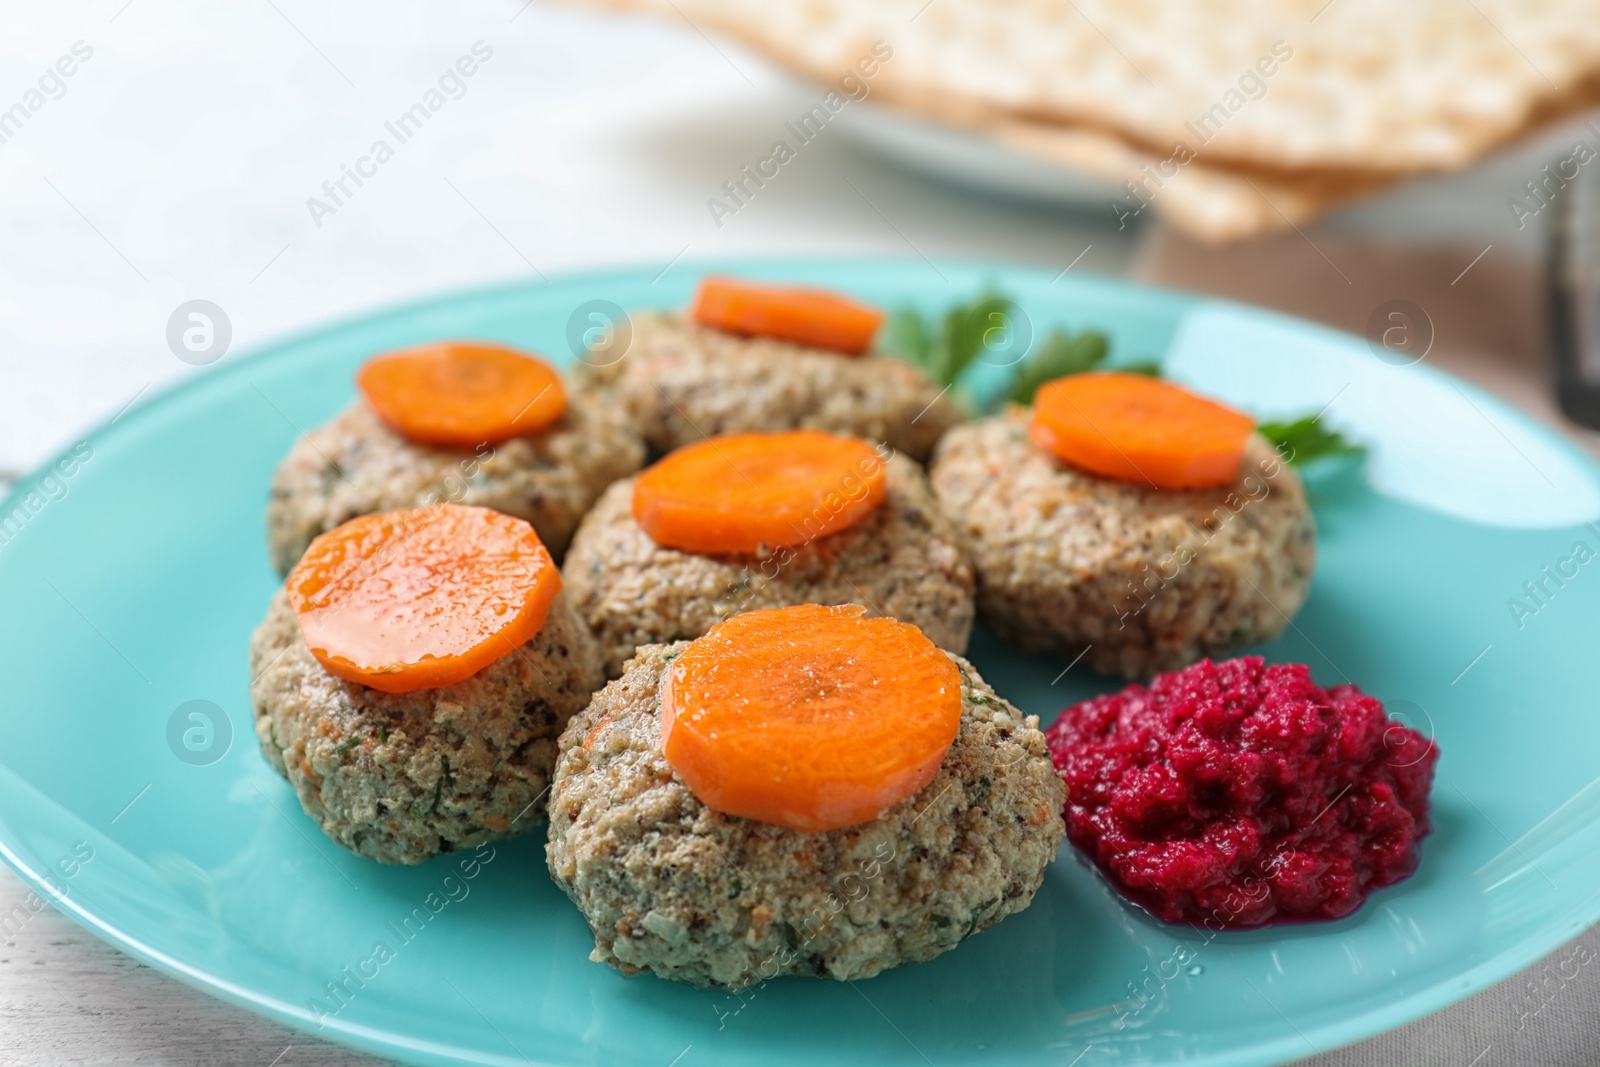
(831, 103, 1122, 207)
(832, 97, 1580, 252)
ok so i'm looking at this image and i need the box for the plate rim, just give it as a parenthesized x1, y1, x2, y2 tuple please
(2, 255, 1598, 1067)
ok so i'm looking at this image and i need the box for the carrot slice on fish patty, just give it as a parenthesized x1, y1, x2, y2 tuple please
(1030, 371, 1255, 490)
(692, 276, 884, 355)
(660, 604, 962, 833)
(286, 503, 559, 693)
(631, 431, 887, 555)
(358, 341, 566, 448)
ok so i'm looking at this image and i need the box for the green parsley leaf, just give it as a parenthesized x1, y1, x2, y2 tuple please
(1009, 328, 1111, 404)
(1256, 415, 1365, 466)
(1004, 327, 1120, 403)
(938, 294, 1014, 383)
(881, 291, 1016, 386)
(881, 306, 936, 373)
(881, 288, 1146, 408)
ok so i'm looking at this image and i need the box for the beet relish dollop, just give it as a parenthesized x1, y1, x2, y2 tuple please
(1045, 657, 1438, 927)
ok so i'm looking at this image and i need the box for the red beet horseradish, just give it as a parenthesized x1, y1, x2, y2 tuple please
(1045, 656, 1438, 927)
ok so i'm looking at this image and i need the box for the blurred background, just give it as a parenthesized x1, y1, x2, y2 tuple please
(3, 0, 1596, 480)
(3, 1, 1598, 1064)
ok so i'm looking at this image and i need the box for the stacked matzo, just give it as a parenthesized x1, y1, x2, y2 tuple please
(569, 0, 1600, 240)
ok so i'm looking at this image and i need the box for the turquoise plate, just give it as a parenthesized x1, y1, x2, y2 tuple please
(2, 259, 1598, 1067)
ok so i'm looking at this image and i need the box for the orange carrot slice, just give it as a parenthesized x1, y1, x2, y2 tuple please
(691, 276, 884, 355)
(631, 431, 887, 554)
(357, 341, 567, 448)
(286, 503, 560, 693)
(1030, 372, 1255, 490)
(661, 604, 962, 833)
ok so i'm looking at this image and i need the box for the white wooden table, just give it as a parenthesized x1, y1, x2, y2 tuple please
(1, 2, 1595, 1064)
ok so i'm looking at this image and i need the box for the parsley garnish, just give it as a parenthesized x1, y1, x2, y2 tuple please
(1009, 328, 1111, 404)
(1257, 415, 1366, 466)
(882, 291, 1015, 386)
(889, 288, 1364, 467)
